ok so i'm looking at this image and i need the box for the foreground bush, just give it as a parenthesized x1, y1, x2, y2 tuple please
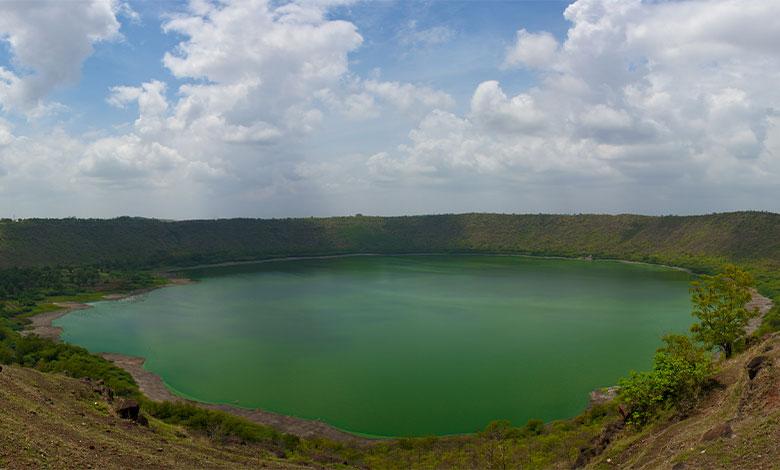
(618, 334, 712, 425)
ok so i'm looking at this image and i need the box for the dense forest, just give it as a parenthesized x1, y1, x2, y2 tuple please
(2, 211, 778, 294)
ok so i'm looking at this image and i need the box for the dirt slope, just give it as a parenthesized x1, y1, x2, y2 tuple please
(0, 366, 304, 470)
(588, 333, 780, 469)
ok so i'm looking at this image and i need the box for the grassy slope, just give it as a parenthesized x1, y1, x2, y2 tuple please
(0, 366, 302, 470)
(588, 332, 780, 470)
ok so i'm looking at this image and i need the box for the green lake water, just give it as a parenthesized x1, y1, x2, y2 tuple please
(55, 255, 694, 437)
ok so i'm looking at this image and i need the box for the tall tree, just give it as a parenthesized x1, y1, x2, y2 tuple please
(689, 265, 759, 358)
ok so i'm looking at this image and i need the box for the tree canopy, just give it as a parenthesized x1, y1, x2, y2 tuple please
(689, 264, 759, 358)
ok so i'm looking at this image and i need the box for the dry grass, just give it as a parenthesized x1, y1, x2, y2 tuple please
(0, 366, 305, 469)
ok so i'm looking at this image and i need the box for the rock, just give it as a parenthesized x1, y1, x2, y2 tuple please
(701, 422, 734, 441)
(137, 413, 149, 427)
(746, 355, 770, 380)
(588, 386, 620, 409)
(672, 462, 686, 470)
(115, 399, 140, 421)
(0, 365, 3, 373)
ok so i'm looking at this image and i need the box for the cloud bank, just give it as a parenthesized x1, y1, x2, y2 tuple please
(0, 0, 778, 217)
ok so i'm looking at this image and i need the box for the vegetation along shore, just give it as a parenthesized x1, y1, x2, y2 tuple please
(2, 211, 780, 468)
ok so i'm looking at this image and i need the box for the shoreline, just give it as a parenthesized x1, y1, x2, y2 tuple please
(21, 278, 197, 342)
(96, 353, 383, 444)
(171, 251, 695, 274)
(21, 274, 383, 443)
(24, 252, 773, 441)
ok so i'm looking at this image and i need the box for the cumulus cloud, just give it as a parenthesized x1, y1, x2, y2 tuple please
(0, 0, 123, 115)
(360, 0, 780, 191)
(504, 29, 559, 69)
(470, 81, 547, 134)
(156, 0, 362, 146)
(363, 80, 455, 119)
(349, 0, 780, 211)
(5, 0, 779, 217)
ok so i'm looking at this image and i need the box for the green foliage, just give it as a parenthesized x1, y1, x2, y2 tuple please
(755, 304, 780, 337)
(479, 420, 523, 440)
(689, 264, 760, 357)
(525, 419, 545, 436)
(0, 332, 139, 397)
(618, 334, 712, 426)
(139, 399, 281, 443)
(1, 212, 779, 327)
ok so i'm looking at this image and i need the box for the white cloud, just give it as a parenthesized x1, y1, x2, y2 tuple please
(108, 80, 169, 135)
(504, 29, 559, 69)
(0, 0, 123, 115)
(79, 135, 185, 184)
(158, 0, 362, 145)
(470, 81, 547, 134)
(298, 0, 780, 215)
(363, 80, 455, 119)
(5, 0, 780, 218)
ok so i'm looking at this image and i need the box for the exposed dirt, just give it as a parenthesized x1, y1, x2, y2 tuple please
(20, 302, 93, 342)
(0, 365, 305, 469)
(745, 288, 774, 335)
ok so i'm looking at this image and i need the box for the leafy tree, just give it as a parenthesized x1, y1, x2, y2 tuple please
(618, 334, 712, 426)
(689, 264, 759, 358)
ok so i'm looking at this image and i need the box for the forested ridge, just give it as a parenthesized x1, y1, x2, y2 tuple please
(1, 211, 778, 266)
(2, 211, 779, 294)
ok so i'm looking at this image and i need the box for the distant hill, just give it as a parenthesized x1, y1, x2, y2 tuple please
(1, 212, 778, 279)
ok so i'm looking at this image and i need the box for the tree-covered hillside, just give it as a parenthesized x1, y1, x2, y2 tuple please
(1, 212, 778, 276)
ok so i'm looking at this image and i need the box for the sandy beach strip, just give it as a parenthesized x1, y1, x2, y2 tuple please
(21, 277, 196, 341)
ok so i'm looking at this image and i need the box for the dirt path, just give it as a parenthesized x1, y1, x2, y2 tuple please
(745, 288, 774, 335)
(97, 353, 383, 444)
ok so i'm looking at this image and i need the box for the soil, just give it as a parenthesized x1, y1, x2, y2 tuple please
(745, 288, 774, 335)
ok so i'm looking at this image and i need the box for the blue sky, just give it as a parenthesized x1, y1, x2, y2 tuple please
(0, 0, 779, 219)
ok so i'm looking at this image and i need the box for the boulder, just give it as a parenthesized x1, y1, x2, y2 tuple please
(115, 399, 140, 421)
(746, 355, 770, 380)
(588, 386, 620, 409)
(701, 422, 734, 442)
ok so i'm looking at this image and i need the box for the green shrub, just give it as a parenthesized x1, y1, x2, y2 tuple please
(618, 334, 712, 425)
(140, 400, 280, 443)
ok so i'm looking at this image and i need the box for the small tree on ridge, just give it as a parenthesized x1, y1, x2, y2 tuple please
(689, 264, 759, 358)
